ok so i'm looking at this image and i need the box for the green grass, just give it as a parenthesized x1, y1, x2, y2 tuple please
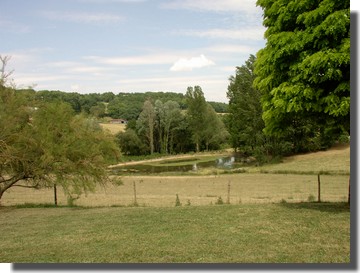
(0, 203, 350, 263)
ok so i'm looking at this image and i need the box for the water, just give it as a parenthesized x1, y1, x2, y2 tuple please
(111, 156, 249, 175)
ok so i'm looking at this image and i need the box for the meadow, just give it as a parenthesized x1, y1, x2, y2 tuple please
(0, 144, 351, 263)
(99, 123, 126, 135)
(2, 144, 350, 207)
(0, 203, 350, 263)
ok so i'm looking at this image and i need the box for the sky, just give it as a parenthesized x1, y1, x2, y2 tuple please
(0, 0, 266, 102)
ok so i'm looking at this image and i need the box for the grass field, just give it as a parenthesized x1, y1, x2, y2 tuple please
(2, 174, 349, 207)
(0, 203, 350, 263)
(256, 143, 350, 175)
(2, 144, 350, 207)
(99, 123, 126, 135)
(0, 144, 351, 263)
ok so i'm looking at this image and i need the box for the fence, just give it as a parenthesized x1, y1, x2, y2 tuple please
(2, 173, 350, 207)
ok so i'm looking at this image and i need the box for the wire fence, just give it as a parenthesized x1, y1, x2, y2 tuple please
(2, 173, 350, 207)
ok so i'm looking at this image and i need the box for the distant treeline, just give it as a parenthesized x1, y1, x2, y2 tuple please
(20, 89, 228, 121)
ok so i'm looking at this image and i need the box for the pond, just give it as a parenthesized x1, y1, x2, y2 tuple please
(111, 155, 255, 175)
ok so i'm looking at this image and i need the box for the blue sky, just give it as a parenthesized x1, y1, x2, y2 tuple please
(0, 0, 316, 102)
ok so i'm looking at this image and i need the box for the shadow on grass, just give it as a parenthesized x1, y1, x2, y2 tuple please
(278, 201, 350, 213)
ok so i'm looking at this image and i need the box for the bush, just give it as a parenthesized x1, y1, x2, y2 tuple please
(215, 196, 224, 205)
(307, 194, 316, 202)
(175, 194, 182, 207)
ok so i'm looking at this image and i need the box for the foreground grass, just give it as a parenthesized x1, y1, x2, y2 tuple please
(0, 203, 350, 263)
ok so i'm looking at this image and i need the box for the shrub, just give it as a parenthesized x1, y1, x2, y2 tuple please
(307, 194, 316, 202)
(215, 196, 224, 205)
(175, 194, 182, 207)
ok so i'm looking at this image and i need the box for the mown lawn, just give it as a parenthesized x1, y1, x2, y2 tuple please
(0, 203, 350, 263)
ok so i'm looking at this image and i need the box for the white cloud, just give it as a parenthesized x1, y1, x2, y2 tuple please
(179, 27, 265, 41)
(170, 54, 215, 72)
(162, 0, 260, 14)
(41, 11, 124, 24)
(206, 44, 255, 53)
(84, 54, 177, 66)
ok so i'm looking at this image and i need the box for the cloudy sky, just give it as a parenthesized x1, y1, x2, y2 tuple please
(2, 0, 266, 102)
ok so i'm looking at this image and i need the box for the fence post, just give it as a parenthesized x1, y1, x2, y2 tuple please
(133, 181, 137, 205)
(227, 181, 231, 204)
(317, 174, 321, 203)
(348, 177, 350, 205)
(54, 184, 58, 206)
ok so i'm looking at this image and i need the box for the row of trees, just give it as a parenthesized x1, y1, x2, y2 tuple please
(117, 86, 229, 155)
(33, 89, 228, 121)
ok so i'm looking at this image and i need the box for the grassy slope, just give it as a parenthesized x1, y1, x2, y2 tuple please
(0, 203, 350, 263)
(255, 144, 350, 175)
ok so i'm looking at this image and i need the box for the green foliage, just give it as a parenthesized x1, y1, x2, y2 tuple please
(254, 0, 350, 139)
(208, 101, 229, 113)
(116, 129, 147, 155)
(136, 100, 156, 154)
(0, 85, 121, 202)
(186, 86, 229, 152)
(116, 87, 227, 156)
(185, 86, 209, 152)
(227, 55, 265, 153)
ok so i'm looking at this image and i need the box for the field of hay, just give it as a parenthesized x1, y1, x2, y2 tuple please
(2, 173, 349, 207)
(99, 123, 126, 135)
(2, 144, 350, 207)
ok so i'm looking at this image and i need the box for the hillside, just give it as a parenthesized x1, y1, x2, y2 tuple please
(257, 143, 350, 175)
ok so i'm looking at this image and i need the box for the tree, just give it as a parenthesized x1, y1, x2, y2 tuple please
(0, 84, 120, 203)
(136, 100, 156, 154)
(116, 129, 147, 155)
(185, 86, 208, 152)
(154, 100, 183, 154)
(89, 102, 106, 118)
(254, 0, 350, 141)
(0, 55, 14, 87)
(202, 105, 229, 150)
(227, 55, 265, 153)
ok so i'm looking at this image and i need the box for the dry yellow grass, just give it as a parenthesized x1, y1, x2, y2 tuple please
(2, 174, 349, 207)
(256, 144, 350, 175)
(2, 144, 350, 207)
(99, 123, 126, 135)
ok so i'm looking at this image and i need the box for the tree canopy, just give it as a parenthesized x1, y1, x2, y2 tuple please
(254, 0, 350, 138)
(0, 83, 120, 203)
(227, 55, 265, 153)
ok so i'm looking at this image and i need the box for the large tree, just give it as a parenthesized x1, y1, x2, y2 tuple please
(227, 55, 265, 153)
(0, 84, 120, 203)
(136, 99, 156, 154)
(155, 100, 183, 154)
(185, 86, 208, 152)
(254, 0, 350, 139)
(185, 86, 229, 152)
